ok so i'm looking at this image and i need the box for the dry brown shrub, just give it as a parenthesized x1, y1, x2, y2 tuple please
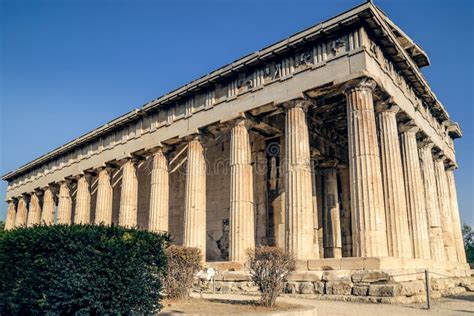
(247, 246, 296, 307)
(162, 245, 202, 299)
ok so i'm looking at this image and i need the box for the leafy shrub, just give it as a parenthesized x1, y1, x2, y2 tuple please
(0, 224, 169, 314)
(162, 245, 202, 299)
(247, 246, 296, 307)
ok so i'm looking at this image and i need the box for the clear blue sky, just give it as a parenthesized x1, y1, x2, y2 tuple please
(1, 0, 473, 227)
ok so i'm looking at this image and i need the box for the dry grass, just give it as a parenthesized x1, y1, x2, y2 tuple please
(160, 297, 303, 314)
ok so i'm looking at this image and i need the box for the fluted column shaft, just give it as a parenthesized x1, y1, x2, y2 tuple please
(27, 193, 42, 227)
(74, 175, 91, 224)
(339, 168, 352, 257)
(149, 149, 169, 232)
(95, 168, 113, 225)
(5, 200, 16, 230)
(57, 182, 72, 224)
(184, 138, 207, 258)
(15, 196, 28, 227)
(419, 143, 445, 261)
(119, 159, 138, 227)
(446, 169, 466, 263)
(323, 168, 342, 258)
(434, 158, 457, 261)
(41, 187, 56, 224)
(400, 126, 431, 259)
(376, 106, 412, 258)
(345, 80, 388, 257)
(285, 103, 317, 260)
(229, 120, 255, 262)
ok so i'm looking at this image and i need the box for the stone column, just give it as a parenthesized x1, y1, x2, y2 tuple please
(15, 196, 28, 227)
(344, 79, 388, 257)
(74, 175, 91, 224)
(229, 119, 255, 262)
(95, 168, 113, 225)
(434, 156, 457, 261)
(376, 103, 412, 258)
(338, 167, 352, 257)
(41, 187, 56, 225)
(57, 181, 72, 225)
(27, 192, 42, 227)
(446, 167, 467, 263)
(419, 141, 445, 261)
(323, 167, 342, 258)
(119, 159, 138, 227)
(285, 101, 317, 260)
(5, 200, 16, 230)
(149, 148, 169, 233)
(399, 124, 431, 259)
(184, 137, 207, 258)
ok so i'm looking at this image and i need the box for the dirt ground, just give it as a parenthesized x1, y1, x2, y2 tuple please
(159, 292, 474, 315)
(160, 297, 303, 315)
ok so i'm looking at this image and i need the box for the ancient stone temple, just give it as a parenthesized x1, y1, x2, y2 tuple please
(3, 2, 470, 300)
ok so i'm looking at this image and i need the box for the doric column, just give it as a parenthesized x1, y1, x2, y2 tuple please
(419, 141, 445, 261)
(27, 192, 42, 227)
(184, 137, 207, 258)
(5, 200, 16, 230)
(74, 175, 91, 224)
(344, 79, 388, 257)
(41, 186, 56, 225)
(57, 181, 72, 225)
(95, 168, 113, 225)
(376, 103, 412, 258)
(229, 119, 255, 262)
(14, 196, 28, 227)
(323, 167, 342, 259)
(338, 167, 352, 257)
(119, 159, 138, 227)
(399, 124, 431, 259)
(445, 167, 467, 263)
(149, 148, 169, 233)
(434, 156, 457, 261)
(285, 101, 317, 260)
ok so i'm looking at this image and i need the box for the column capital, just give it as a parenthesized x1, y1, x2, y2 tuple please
(6, 197, 17, 204)
(17, 194, 29, 203)
(31, 189, 44, 197)
(183, 133, 205, 144)
(434, 152, 447, 163)
(398, 121, 419, 134)
(120, 155, 142, 166)
(375, 97, 400, 114)
(319, 159, 339, 169)
(41, 183, 58, 195)
(343, 77, 377, 95)
(95, 165, 115, 174)
(282, 99, 312, 112)
(146, 145, 165, 155)
(418, 138, 434, 151)
(226, 115, 253, 129)
(446, 162, 458, 171)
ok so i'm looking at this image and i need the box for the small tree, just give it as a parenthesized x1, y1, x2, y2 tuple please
(247, 246, 296, 307)
(162, 245, 202, 299)
(463, 224, 474, 268)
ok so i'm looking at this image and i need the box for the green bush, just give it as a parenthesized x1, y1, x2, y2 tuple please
(162, 245, 202, 299)
(247, 246, 296, 307)
(0, 224, 170, 314)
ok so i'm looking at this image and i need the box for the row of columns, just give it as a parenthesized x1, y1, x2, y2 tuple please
(342, 78, 465, 263)
(3, 122, 257, 262)
(4, 78, 465, 264)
